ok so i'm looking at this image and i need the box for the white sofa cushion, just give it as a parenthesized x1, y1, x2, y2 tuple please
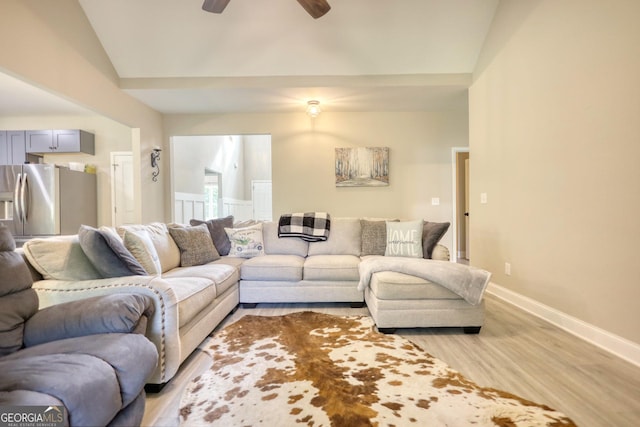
(240, 255, 305, 281)
(262, 222, 309, 256)
(303, 255, 360, 281)
(212, 256, 246, 269)
(307, 218, 361, 256)
(369, 271, 460, 300)
(22, 236, 101, 281)
(161, 276, 218, 328)
(163, 263, 239, 296)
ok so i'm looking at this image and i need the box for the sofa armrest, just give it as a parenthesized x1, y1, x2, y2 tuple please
(31, 275, 180, 384)
(431, 244, 450, 261)
(23, 293, 155, 347)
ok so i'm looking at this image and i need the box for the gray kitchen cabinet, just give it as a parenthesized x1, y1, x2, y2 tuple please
(25, 130, 54, 153)
(0, 131, 26, 165)
(26, 129, 94, 155)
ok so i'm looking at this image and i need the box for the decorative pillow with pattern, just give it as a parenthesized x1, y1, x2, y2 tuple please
(224, 223, 265, 258)
(385, 220, 424, 258)
(360, 219, 400, 256)
(190, 216, 234, 256)
(168, 223, 220, 267)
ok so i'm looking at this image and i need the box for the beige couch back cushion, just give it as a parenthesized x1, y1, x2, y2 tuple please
(117, 223, 180, 273)
(262, 222, 309, 257)
(307, 218, 361, 256)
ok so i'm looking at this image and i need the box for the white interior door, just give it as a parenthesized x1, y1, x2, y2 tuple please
(252, 180, 272, 221)
(111, 152, 135, 226)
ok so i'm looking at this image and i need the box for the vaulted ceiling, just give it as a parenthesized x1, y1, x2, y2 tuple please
(3, 0, 500, 115)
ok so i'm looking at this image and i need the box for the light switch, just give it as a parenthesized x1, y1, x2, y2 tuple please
(480, 193, 488, 204)
(431, 197, 440, 206)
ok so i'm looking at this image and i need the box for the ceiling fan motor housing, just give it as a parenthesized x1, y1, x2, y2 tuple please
(202, 0, 331, 19)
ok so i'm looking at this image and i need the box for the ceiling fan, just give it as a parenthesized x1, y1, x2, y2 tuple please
(202, 0, 331, 19)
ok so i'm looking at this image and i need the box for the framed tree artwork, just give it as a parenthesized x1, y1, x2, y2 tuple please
(335, 147, 389, 187)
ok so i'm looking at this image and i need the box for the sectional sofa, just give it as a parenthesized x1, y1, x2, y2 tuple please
(20, 216, 491, 388)
(242, 218, 489, 334)
(21, 222, 240, 388)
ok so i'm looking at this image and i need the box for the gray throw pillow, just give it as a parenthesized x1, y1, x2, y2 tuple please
(190, 216, 234, 256)
(78, 225, 147, 278)
(422, 221, 451, 259)
(360, 220, 388, 256)
(169, 224, 220, 267)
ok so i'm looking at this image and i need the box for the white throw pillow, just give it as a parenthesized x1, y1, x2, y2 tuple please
(123, 229, 162, 275)
(117, 223, 180, 272)
(385, 220, 424, 258)
(224, 223, 265, 258)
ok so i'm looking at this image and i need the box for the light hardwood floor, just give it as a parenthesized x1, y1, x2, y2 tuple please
(142, 294, 640, 426)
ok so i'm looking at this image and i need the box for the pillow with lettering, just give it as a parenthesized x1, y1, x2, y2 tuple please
(385, 220, 424, 258)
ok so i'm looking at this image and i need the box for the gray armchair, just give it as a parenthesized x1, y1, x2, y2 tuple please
(0, 225, 158, 427)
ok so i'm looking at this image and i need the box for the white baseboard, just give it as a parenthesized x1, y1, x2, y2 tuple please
(486, 282, 640, 368)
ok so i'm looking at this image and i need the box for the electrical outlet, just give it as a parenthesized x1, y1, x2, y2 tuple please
(431, 197, 440, 206)
(505, 262, 511, 276)
(480, 193, 488, 204)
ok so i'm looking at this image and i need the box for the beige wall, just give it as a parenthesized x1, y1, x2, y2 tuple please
(164, 110, 468, 251)
(0, 0, 164, 224)
(470, 0, 640, 344)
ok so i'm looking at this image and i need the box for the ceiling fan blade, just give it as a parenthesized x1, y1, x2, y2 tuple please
(202, 0, 231, 13)
(296, 0, 331, 19)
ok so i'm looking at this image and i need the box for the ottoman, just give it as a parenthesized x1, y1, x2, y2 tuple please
(364, 270, 485, 334)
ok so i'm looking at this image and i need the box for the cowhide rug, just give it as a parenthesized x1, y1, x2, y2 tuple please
(179, 312, 576, 426)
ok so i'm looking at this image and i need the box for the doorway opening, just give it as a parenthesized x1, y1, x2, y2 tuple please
(171, 134, 272, 224)
(451, 147, 470, 264)
(204, 169, 222, 219)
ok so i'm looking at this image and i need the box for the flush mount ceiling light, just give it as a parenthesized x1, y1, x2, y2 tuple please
(306, 100, 321, 118)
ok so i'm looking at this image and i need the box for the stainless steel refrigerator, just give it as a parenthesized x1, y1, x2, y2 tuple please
(0, 164, 97, 240)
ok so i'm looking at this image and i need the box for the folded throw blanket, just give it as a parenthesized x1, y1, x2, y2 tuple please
(358, 257, 492, 305)
(278, 212, 331, 242)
